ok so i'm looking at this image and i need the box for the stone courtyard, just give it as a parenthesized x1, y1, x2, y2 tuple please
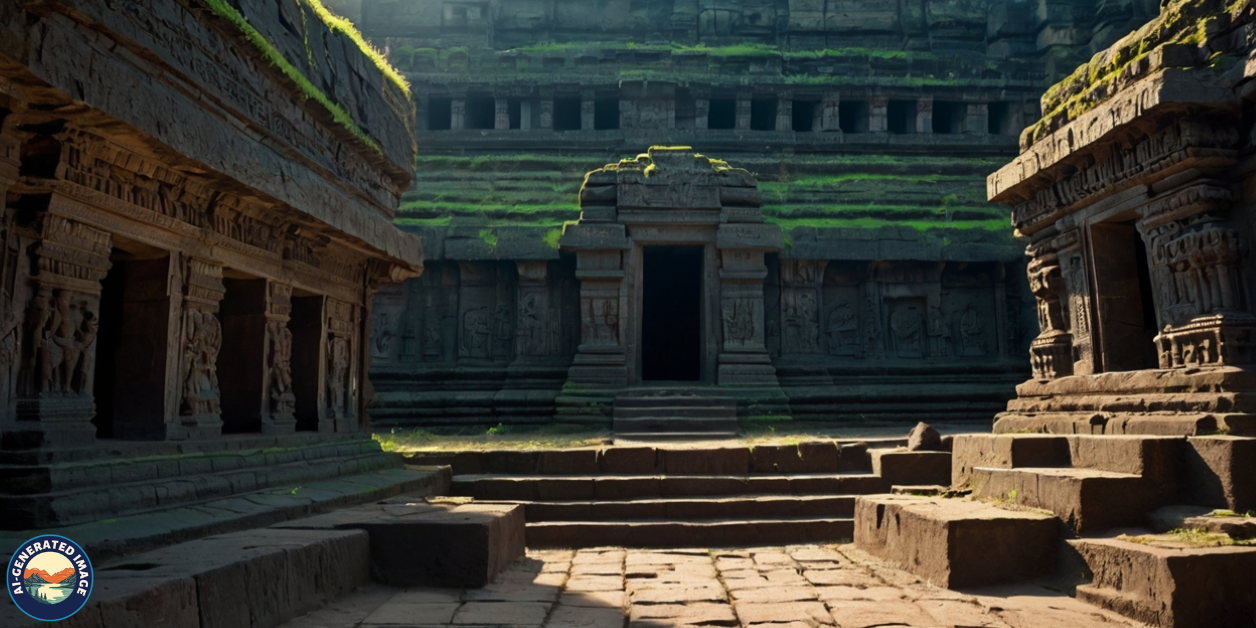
(283, 547, 1141, 628)
(3, 0, 1256, 627)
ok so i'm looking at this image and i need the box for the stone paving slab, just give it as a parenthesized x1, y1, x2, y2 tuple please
(277, 545, 1145, 628)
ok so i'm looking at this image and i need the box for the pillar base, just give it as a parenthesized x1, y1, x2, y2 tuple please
(261, 413, 297, 435)
(166, 413, 223, 440)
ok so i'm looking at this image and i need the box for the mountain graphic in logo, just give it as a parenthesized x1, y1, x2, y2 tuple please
(7, 535, 93, 620)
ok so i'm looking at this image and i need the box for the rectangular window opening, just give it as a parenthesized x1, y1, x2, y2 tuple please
(887, 100, 915, 134)
(838, 101, 868, 133)
(750, 99, 777, 131)
(933, 101, 965, 134)
(792, 100, 819, 132)
(465, 95, 495, 130)
(594, 98, 620, 130)
(708, 98, 736, 129)
(427, 98, 452, 131)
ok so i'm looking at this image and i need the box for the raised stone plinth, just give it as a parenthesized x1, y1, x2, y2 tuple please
(854, 494, 1058, 588)
(278, 498, 525, 588)
(869, 450, 951, 487)
(1186, 436, 1256, 513)
(1072, 537, 1256, 628)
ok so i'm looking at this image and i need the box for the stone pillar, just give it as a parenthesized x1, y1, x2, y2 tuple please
(716, 224, 783, 386)
(695, 98, 710, 130)
(263, 283, 296, 433)
(520, 101, 533, 130)
(581, 90, 595, 131)
(966, 103, 988, 134)
(539, 92, 554, 130)
(325, 298, 360, 433)
(450, 97, 466, 130)
(776, 95, 793, 132)
(494, 95, 510, 130)
(1054, 229, 1098, 375)
(916, 96, 934, 134)
(869, 96, 889, 133)
(778, 259, 828, 356)
(7, 212, 113, 448)
(735, 93, 752, 130)
(820, 91, 841, 131)
(172, 257, 226, 439)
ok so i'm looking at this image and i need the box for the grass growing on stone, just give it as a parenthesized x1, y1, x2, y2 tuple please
(305, 0, 409, 95)
(374, 427, 612, 452)
(201, 0, 383, 151)
(1120, 529, 1256, 548)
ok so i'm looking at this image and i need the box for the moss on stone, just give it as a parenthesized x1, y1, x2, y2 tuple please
(201, 0, 392, 151)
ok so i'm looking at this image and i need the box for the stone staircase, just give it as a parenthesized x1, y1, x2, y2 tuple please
(612, 387, 741, 438)
(409, 439, 951, 548)
(860, 433, 1256, 628)
(0, 434, 407, 529)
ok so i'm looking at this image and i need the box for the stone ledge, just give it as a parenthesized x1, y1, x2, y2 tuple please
(854, 494, 1059, 588)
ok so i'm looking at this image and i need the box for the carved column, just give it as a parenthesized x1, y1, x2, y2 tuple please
(966, 103, 989, 134)
(869, 96, 888, 133)
(735, 93, 752, 130)
(778, 259, 828, 356)
(263, 283, 296, 433)
(695, 97, 710, 130)
(820, 91, 841, 132)
(325, 298, 360, 433)
(539, 91, 554, 129)
(494, 94, 510, 130)
(172, 258, 225, 439)
(775, 94, 793, 132)
(916, 96, 934, 134)
(716, 224, 782, 385)
(581, 90, 595, 131)
(1026, 242, 1073, 380)
(451, 96, 466, 130)
(9, 212, 112, 448)
(1055, 229, 1098, 375)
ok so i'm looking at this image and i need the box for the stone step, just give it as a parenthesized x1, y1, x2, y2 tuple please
(952, 434, 1185, 488)
(612, 416, 741, 433)
(1071, 537, 1256, 628)
(405, 441, 877, 476)
(968, 466, 1173, 534)
(0, 437, 385, 495)
(0, 449, 403, 529)
(525, 516, 853, 547)
(503, 494, 857, 521)
(613, 402, 737, 414)
(613, 431, 742, 442)
(0, 466, 450, 565)
(853, 494, 1059, 589)
(450, 473, 888, 501)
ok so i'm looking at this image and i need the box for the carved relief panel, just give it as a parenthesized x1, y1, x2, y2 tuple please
(177, 258, 225, 425)
(778, 259, 826, 355)
(325, 298, 359, 425)
(265, 283, 295, 425)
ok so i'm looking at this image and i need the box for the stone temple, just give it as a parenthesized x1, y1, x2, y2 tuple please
(1, 1, 1256, 628)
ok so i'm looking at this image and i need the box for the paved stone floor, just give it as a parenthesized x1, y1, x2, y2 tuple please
(280, 545, 1143, 628)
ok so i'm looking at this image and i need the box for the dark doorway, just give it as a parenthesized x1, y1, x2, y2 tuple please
(219, 277, 267, 434)
(642, 246, 702, 381)
(553, 97, 582, 131)
(933, 101, 965, 134)
(888, 100, 915, 134)
(594, 97, 620, 130)
(1090, 221, 1159, 372)
(839, 100, 868, 133)
(291, 295, 324, 432)
(427, 98, 452, 130)
(708, 98, 736, 129)
(465, 95, 495, 129)
(792, 100, 819, 132)
(750, 99, 777, 131)
(92, 254, 126, 439)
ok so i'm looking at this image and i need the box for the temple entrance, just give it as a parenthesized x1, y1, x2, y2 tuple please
(641, 246, 702, 381)
(1090, 221, 1159, 372)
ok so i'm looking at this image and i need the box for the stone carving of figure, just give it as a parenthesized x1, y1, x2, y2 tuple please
(928, 306, 952, 358)
(23, 289, 53, 395)
(890, 304, 923, 358)
(861, 297, 881, 358)
(268, 321, 295, 416)
(783, 292, 819, 354)
(722, 299, 756, 347)
(71, 307, 98, 393)
(960, 303, 987, 356)
(371, 312, 394, 359)
(517, 294, 544, 355)
(423, 301, 442, 359)
(0, 309, 19, 406)
(328, 336, 349, 418)
(461, 307, 490, 356)
(493, 303, 513, 356)
(826, 301, 859, 356)
(181, 309, 222, 416)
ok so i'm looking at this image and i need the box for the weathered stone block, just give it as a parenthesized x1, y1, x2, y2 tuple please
(870, 450, 951, 487)
(854, 494, 1058, 588)
(660, 447, 750, 474)
(1185, 436, 1256, 512)
(951, 434, 1069, 487)
(346, 503, 525, 587)
(1072, 537, 1256, 628)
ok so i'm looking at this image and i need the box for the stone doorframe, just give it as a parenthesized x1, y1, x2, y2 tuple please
(558, 147, 784, 416)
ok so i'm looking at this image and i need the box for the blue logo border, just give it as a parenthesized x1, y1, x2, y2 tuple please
(6, 534, 93, 622)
